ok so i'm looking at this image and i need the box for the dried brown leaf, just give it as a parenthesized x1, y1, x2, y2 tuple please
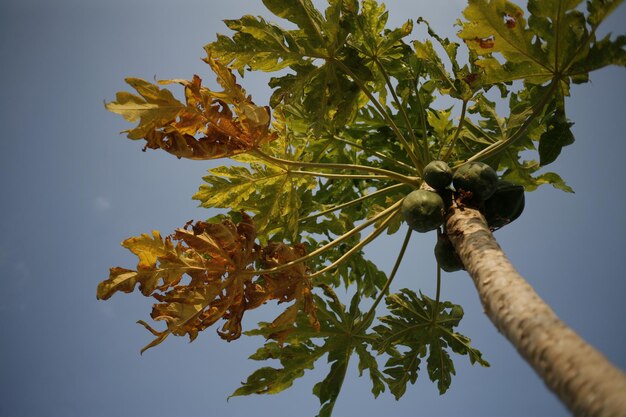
(106, 60, 276, 161)
(99, 213, 319, 352)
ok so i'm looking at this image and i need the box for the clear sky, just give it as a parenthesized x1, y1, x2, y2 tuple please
(0, 1, 624, 416)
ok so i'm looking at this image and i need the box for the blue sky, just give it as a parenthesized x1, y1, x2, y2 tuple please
(0, 1, 625, 416)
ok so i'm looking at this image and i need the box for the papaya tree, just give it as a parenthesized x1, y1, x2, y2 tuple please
(98, 0, 626, 416)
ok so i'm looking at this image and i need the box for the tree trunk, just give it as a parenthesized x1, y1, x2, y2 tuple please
(445, 206, 626, 417)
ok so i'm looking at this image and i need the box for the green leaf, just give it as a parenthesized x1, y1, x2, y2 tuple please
(354, 342, 386, 398)
(413, 38, 456, 95)
(346, 0, 415, 103)
(231, 341, 324, 396)
(373, 289, 488, 396)
(460, 85, 574, 192)
(194, 162, 312, 240)
(268, 59, 366, 131)
(426, 339, 455, 395)
(193, 139, 317, 242)
(237, 286, 383, 417)
(587, 0, 624, 28)
(413, 17, 481, 101)
(502, 160, 574, 192)
(313, 347, 351, 417)
(207, 0, 368, 132)
(323, 248, 388, 298)
(459, 0, 626, 90)
(208, 16, 304, 72)
(380, 346, 423, 399)
(262, 0, 326, 43)
(459, 0, 547, 83)
(538, 98, 575, 166)
(427, 107, 454, 148)
(568, 33, 626, 78)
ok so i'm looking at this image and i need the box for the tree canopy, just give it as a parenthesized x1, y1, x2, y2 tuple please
(99, 0, 625, 415)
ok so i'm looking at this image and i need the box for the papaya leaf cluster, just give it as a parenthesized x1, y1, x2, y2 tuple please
(100, 0, 625, 415)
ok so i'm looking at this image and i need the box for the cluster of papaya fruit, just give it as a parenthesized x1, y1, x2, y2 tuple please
(401, 160, 525, 272)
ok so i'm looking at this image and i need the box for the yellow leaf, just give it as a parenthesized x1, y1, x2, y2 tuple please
(105, 78, 184, 140)
(123, 230, 168, 269)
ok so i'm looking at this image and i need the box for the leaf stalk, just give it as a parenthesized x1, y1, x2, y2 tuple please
(254, 199, 404, 276)
(332, 58, 423, 173)
(253, 149, 419, 186)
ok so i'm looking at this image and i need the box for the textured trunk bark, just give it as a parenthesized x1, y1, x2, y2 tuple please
(445, 206, 626, 417)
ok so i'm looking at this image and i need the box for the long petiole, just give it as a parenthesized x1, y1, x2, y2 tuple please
(308, 204, 400, 280)
(300, 183, 406, 223)
(254, 200, 404, 276)
(253, 148, 419, 186)
(413, 79, 431, 163)
(291, 170, 404, 182)
(358, 226, 412, 332)
(374, 58, 422, 160)
(333, 59, 423, 172)
(454, 80, 557, 168)
(332, 136, 416, 172)
(440, 99, 468, 161)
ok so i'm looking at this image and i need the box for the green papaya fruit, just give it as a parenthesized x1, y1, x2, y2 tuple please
(434, 235, 464, 272)
(423, 160, 452, 190)
(483, 180, 525, 228)
(452, 161, 498, 201)
(401, 189, 445, 233)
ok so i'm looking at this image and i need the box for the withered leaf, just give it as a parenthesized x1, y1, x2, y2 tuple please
(106, 60, 275, 160)
(99, 214, 319, 352)
(256, 243, 320, 341)
(97, 231, 199, 299)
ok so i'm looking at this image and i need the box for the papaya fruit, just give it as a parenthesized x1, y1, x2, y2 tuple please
(401, 189, 445, 233)
(423, 160, 452, 190)
(483, 180, 525, 228)
(434, 235, 464, 272)
(452, 161, 498, 201)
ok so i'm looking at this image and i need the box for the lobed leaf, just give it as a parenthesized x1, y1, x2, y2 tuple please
(373, 289, 488, 396)
(193, 151, 317, 242)
(235, 287, 383, 416)
(209, 16, 303, 72)
(106, 60, 274, 160)
(461, 86, 574, 191)
(97, 231, 189, 299)
(106, 78, 184, 139)
(231, 341, 324, 396)
(459, 0, 626, 88)
(99, 214, 321, 352)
